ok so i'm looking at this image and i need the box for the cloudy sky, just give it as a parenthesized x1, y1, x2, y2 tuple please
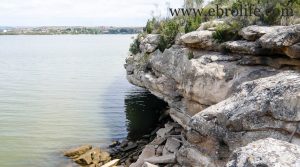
(0, 0, 184, 27)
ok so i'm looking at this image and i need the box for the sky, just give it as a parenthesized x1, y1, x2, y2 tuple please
(0, 0, 184, 27)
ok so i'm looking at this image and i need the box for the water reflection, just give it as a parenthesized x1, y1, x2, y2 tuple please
(124, 88, 168, 140)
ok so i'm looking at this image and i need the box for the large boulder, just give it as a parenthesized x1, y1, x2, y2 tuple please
(64, 145, 92, 158)
(239, 25, 284, 41)
(259, 24, 300, 49)
(74, 148, 111, 165)
(180, 31, 217, 50)
(140, 34, 160, 53)
(227, 138, 300, 167)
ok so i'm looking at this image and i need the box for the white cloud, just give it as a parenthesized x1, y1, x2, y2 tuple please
(0, 0, 183, 26)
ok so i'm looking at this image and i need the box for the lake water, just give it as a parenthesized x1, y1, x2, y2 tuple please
(0, 35, 167, 167)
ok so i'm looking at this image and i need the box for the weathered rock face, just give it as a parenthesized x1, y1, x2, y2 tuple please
(223, 40, 262, 55)
(239, 25, 284, 41)
(189, 71, 300, 163)
(125, 23, 300, 167)
(139, 34, 160, 53)
(227, 138, 300, 167)
(259, 25, 300, 49)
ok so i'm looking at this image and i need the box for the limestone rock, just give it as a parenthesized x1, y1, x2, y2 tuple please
(259, 25, 300, 49)
(144, 154, 176, 164)
(125, 25, 300, 167)
(189, 71, 300, 157)
(180, 31, 217, 50)
(74, 148, 110, 165)
(283, 43, 300, 59)
(223, 40, 262, 55)
(239, 25, 284, 41)
(101, 159, 120, 167)
(176, 146, 218, 167)
(156, 126, 173, 138)
(162, 138, 181, 155)
(140, 34, 160, 53)
(99, 150, 111, 163)
(64, 145, 92, 158)
(156, 146, 163, 156)
(130, 145, 156, 167)
(227, 138, 300, 167)
(142, 162, 159, 167)
(74, 153, 93, 165)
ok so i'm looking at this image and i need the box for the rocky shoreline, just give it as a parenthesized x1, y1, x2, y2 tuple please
(64, 23, 300, 167)
(123, 22, 300, 166)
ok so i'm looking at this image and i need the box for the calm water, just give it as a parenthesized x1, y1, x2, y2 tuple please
(0, 35, 167, 167)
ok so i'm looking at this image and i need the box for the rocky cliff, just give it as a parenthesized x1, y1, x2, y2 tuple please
(125, 23, 300, 167)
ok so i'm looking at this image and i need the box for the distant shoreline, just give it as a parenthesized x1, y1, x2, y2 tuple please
(0, 26, 143, 35)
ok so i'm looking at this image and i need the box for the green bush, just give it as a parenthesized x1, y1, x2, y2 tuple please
(184, 15, 202, 33)
(212, 21, 242, 42)
(129, 38, 140, 54)
(145, 18, 156, 34)
(157, 19, 180, 52)
(188, 51, 194, 60)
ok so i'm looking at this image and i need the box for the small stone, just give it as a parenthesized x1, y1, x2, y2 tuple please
(150, 136, 167, 145)
(137, 140, 148, 145)
(101, 159, 120, 167)
(121, 143, 138, 152)
(156, 126, 173, 138)
(129, 145, 156, 167)
(74, 151, 93, 165)
(156, 146, 164, 156)
(99, 151, 111, 163)
(162, 138, 181, 155)
(120, 140, 129, 148)
(142, 162, 159, 167)
(74, 147, 108, 165)
(64, 145, 92, 158)
(109, 141, 120, 148)
(144, 154, 176, 164)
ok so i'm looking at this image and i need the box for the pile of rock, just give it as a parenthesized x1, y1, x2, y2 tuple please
(130, 121, 183, 167)
(64, 145, 119, 167)
(108, 138, 149, 166)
